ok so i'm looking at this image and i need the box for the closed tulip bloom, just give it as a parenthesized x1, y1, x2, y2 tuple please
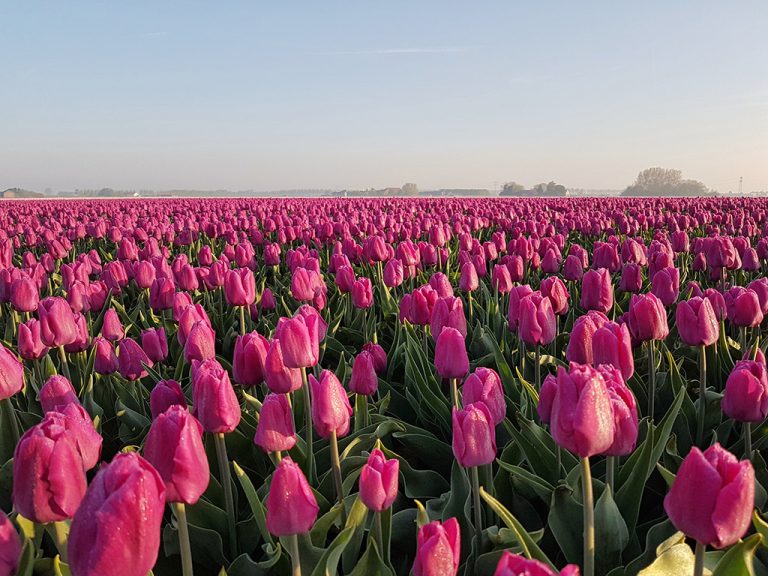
(118, 338, 153, 381)
(184, 320, 216, 362)
(290, 267, 316, 301)
(704, 288, 727, 321)
(504, 254, 525, 282)
(676, 297, 719, 347)
(598, 365, 638, 456)
(149, 277, 176, 311)
(101, 308, 125, 341)
(742, 248, 760, 272)
(462, 367, 505, 425)
(619, 263, 643, 293)
(0, 343, 23, 401)
(310, 370, 353, 439)
(722, 360, 768, 422)
(492, 264, 513, 294)
(68, 452, 166, 576)
(150, 379, 187, 418)
(10, 276, 38, 312)
(494, 552, 580, 576)
(264, 339, 303, 393)
(140, 328, 168, 363)
(383, 259, 404, 288)
(566, 310, 610, 365)
(260, 287, 277, 310)
(518, 292, 557, 346)
(627, 293, 669, 342)
(562, 253, 585, 282)
(360, 448, 399, 512)
(430, 296, 467, 341)
(541, 276, 569, 315)
(452, 403, 497, 467)
(275, 314, 319, 368)
(507, 285, 534, 331)
(254, 393, 296, 453)
(18, 319, 48, 360)
(550, 364, 615, 457)
(13, 414, 87, 523)
(0, 510, 21, 576)
(39, 375, 78, 412)
(725, 287, 764, 327)
(192, 358, 241, 433)
(177, 303, 210, 346)
(459, 261, 479, 292)
(144, 405, 209, 504)
(651, 267, 680, 306)
(133, 260, 156, 289)
(349, 350, 379, 396)
(580, 268, 613, 313)
(265, 457, 319, 536)
(351, 277, 374, 309)
(335, 265, 356, 293)
(413, 518, 461, 576)
(38, 296, 79, 347)
(93, 336, 118, 375)
(362, 342, 387, 375)
(49, 404, 102, 471)
(224, 268, 256, 306)
(537, 374, 557, 424)
(64, 313, 89, 354)
(664, 443, 754, 549)
(592, 322, 635, 380)
(233, 331, 269, 387)
(434, 327, 469, 379)
(748, 278, 768, 315)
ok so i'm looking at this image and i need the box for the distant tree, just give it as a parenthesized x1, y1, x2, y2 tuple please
(533, 181, 567, 196)
(401, 183, 419, 196)
(501, 182, 526, 195)
(624, 167, 710, 196)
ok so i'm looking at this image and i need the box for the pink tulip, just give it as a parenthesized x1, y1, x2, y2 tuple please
(254, 393, 296, 453)
(359, 448, 399, 512)
(309, 370, 353, 439)
(413, 518, 461, 576)
(265, 457, 319, 536)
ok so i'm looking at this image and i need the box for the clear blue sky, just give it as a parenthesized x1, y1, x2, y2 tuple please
(1, 1, 766, 193)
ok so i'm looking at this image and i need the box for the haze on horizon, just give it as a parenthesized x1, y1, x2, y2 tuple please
(1, 1, 767, 194)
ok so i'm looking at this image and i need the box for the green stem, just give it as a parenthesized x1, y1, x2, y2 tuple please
(172, 503, 194, 576)
(354, 394, 369, 432)
(693, 540, 706, 576)
(745, 423, 752, 461)
(373, 511, 385, 560)
(647, 340, 655, 420)
(581, 457, 595, 576)
(301, 367, 314, 484)
(288, 533, 302, 576)
(239, 306, 246, 336)
(697, 345, 707, 447)
(58, 345, 71, 383)
(741, 326, 748, 358)
(535, 345, 541, 390)
(470, 466, 483, 545)
(46, 521, 69, 563)
(330, 431, 347, 523)
(214, 433, 237, 558)
(450, 377, 460, 409)
(606, 456, 615, 494)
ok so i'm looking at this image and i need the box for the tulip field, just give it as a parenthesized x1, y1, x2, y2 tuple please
(2, 196, 768, 576)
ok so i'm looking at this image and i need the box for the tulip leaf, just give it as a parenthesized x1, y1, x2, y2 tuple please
(308, 525, 356, 576)
(595, 485, 630, 574)
(348, 538, 395, 576)
(226, 546, 283, 576)
(14, 539, 35, 576)
(655, 462, 676, 487)
(496, 460, 555, 503)
(232, 461, 273, 547)
(753, 511, 768, 549)
(480, 486, 556, 569)
(712, 534, 762, 576)
(547, 484, 584, 565)
(0, 398, 20, 464)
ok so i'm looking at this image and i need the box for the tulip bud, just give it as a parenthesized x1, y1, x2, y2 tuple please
(725, 287, 764, 328)
(518, 292, 556, 346)
(275, 315, 319, 368)
(434, 327, 469, 379)
(359, 448, 399, 512)
(459, 261, 479, 292)
(675, 297, 719, 347)
(233, 331, 269, 388)
(462, 367, 505, 425)
(184, 320, 216, 362)
(541, 276, 569, 315)
(351, 277, 374, 309)
(144, 405, 209, 504)
(68, 452, 166, 576)
(580, 268, 613, 313)
(627, 293, 669, 342)
(309, 370, 353, 439)
(39, 375, 78, 412)
(549, 364, 615, 457)
(260, 288, 277, 310)
(362, 342, 387, 375)
(18, 319, 47, 361)
(13, 413, 88, 523)
(592, 322, 634, 380)
(349, 350, 379, 396)
(651, 267, 680, 306)
(150, 379, 187, 419)
(494, 552, 580, 576)
(141, 328, 168, 363)
(0, 343, 23, 401)
(0, 510, 21, 576)
(704, 288, 727, 321)
(507, 285, 534, 332)
(92, 336, 118, 375)
(566, 311, 609, 365)
(722, 360, 768, 422)
(491, 264, 513, 294)
(618, 263, 643, 293)
(118, 338, 153, 381)
(192, 358, 241, 433)
(101, 308, 125, 341)
(413, 518, 461, 576)
(383, 259, 404, 288)
(598, 365, 638, 456)
(224, 268, 256, 307)
(38, 296, 79, 347)
(663, 443, 754, 549)
(537, 374, 557, 424)
(265, 457, 319, 536)
(254, 393, 296, 453)
(264, 338, 303, 393)
(452, 403, 497, 467)
(335, 265, 356, 293)
(10, 276, 39, 312)
(430, 296, 467, 341)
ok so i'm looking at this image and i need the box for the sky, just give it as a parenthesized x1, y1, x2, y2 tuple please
(1, 1, 767, 193)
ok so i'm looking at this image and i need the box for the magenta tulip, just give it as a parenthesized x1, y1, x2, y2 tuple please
(452, 403, 497, 467)
(254, 393, 296, 453)
(192, 359, 241, 433)
(434, 327, 469, 379)
(413, 518, 461, 576)
(676, 297, 719, 347)
(309, 369, 353, 439)
(359, 448, 399, 512)
(265, 457, 319, 536)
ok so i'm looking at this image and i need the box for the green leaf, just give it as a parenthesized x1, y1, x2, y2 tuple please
(547, 485, 583, 566)
(595, 485, 629, 574)
(712, 534, 762, 576)
(232, 461, 273, 547)
(348, 539, 395, 576)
